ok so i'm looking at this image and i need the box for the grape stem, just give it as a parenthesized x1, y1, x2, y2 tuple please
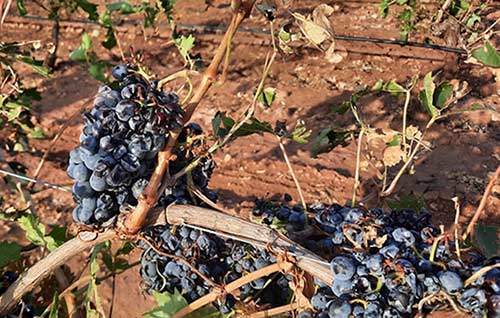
(172, 262, 293, 318)
(124, 1, 257, 235)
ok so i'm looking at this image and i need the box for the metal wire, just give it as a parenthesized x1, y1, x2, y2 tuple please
(6, 14, 467, 54)
(0, 168, 71, 192)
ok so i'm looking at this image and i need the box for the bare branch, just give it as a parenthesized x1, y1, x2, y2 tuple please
(464, 165, 500, 239)
(0, 231, 117, 315)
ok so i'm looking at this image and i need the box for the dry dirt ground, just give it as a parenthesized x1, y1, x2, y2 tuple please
(1, 0, 499, 317)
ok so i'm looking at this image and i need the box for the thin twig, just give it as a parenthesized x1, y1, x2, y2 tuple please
(172, 262, 293, 318)
(140, 235, 219, 288)
(248, 303, 299, 318)
(351, 128, 365, 207)
(113, 29, 125, 61)
(451, 197, 461, 261)
(277, 136, 307, 211)
(0, 231, 117, 315)
(463, 165, 500, 240)
(124, 2, 256, 234)
(29, 98, 91, 189)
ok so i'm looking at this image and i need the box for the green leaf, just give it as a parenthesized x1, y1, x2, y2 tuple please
(311, 128, 351, 157)
(29, 127, 47, 140)
(386, 194, 425, 212)
(330, 101, 350, 115)
(70, 33, 92, 62)
(16, 0, 27, 15)
(212, 113, 273, 139)
(46, 226, 70, 251)
(474, 224, 500, 258)
(233, 118, 274, 137)
(466, 13, 481, 28)
(75, 0, 99, 21)
(175, 34, 196, 62)
(49, 292, 59, 318)
(290, 123, 311, 144)
(144, 289, 188, 318)
(107, 1, 139, 14)
(379, 0, 391, 18)
(102, 28, 117, 50)
(159, 0, 176, 17)
(433, 82, 453, 108)
(0, 241, 22, 267)
(383, 80, 406, 94)
(371, 79, 384, 91)
(211, 112, 223, 138)
(89, 60, 108, 82)
(471, 41, 500, 67)
(386, 134, 400, 147)
(419, 72, 439, 119)
(142, 5, 159, 27)
(16, 57, 50, 77)
(17, 88, 41, 105)
(5, 102, 24, 121)
(18, 214, 46, 247)
(116, 241, 134, 256)
(99, 10, 113, 28)
(257, 87, 276, 107)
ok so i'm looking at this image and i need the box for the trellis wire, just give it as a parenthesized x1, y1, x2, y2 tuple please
(6, 14, 467, 54)
(0, 168, 71, 192)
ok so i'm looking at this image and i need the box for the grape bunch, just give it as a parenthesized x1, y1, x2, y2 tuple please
(0, 271, 35, 318)
(139, 224, 292, 315)
(254, 200, 500, 318)
(67, 64, 184, 226)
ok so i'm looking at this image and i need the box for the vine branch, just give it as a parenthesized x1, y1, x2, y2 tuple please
(124, 1, 256, 234)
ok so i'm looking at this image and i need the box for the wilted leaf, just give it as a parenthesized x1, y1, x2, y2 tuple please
(405, 125, 422, 141)
(471, 41, 500, 67)
(383, 145, 404, 167)
(0, 241, 22, 267)
(474, 224, 499, 258)
(292, 5, 334, 48)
